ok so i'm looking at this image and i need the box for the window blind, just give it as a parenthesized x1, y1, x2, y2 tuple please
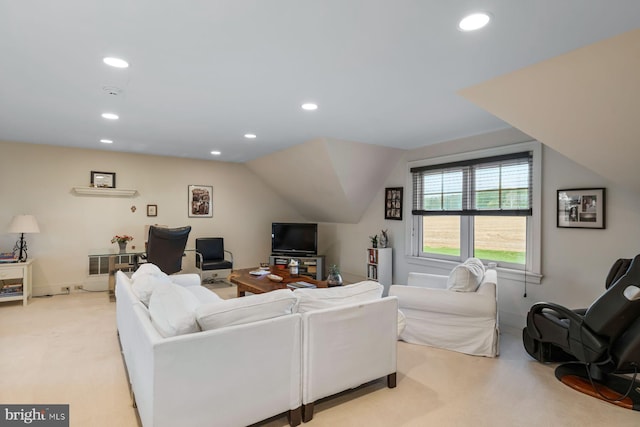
(411, 151, 533, 216)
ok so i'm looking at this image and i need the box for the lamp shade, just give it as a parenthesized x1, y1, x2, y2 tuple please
(8, 215, 40, 234)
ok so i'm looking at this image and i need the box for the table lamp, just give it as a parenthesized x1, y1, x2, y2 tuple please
(8, 214, 40, 262)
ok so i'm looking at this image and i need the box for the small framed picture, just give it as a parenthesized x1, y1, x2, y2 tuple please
(385, 187, 403, 220)
(147, 204, 157, 217)
(188, 185, 213, 218)
(90, 171, 116, 188)
(557, 188, 605, 229)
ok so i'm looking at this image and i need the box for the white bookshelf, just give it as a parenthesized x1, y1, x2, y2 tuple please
(366, 247, 392, 290)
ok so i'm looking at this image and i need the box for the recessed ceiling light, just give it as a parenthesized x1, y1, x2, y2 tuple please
(211, 151, 221, 156)
(244, 133, 257, 139)
(458, 12, 491, 31)
(101, 113, 119, 120)
(100, 139, 113, 144)
(301, 103, 318, 111)
(103, 57, 129, 68)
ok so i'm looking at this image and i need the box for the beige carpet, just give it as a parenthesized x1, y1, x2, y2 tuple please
(1, 288, 638, 427)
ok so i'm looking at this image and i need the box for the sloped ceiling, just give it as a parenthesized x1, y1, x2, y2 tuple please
(459, 29, 640, 192)
(246, 139, 404, 223)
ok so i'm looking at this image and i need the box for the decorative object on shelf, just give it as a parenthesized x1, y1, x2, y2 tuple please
(369, 235, 378, 248)
(384, 187, 403, 220)
(288, 259, 299, 277)
(379, 229, 389, 248)
(147, 204, 157, 217)
(8, 214, 40, 262)
(557, 188, 606, 229)
(188, 185, 213, 218)
(111, 235, 134, 253)
(327, 264, 343, 287)
(90, 171, 116, 188)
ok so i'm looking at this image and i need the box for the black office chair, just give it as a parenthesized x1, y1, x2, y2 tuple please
(522, 254, 640, 410)
(135, 226, 191, 275)
(195, 237, 233, 284)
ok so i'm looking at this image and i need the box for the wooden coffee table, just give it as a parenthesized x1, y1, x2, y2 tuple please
(229, 267, 327, 297)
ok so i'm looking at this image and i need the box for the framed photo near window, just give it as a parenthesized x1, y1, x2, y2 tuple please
(90, 171, 116, 188)
(188, 185, 213, 218)
(146, 204, 157, 217)
(557, 188, 605, 229)
(385, 187, 403, 220)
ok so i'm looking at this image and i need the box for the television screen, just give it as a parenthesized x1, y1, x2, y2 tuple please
(271, 223, 318, 256)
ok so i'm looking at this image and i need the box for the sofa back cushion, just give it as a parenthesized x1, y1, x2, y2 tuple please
(196, 289, 297, 331)
(294, 280, 383, 313)
(446, 257, 485, 292)
(148, 283, 201, 337)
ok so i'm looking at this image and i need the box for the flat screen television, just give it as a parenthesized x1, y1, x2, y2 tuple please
(271, 223, 318, 256)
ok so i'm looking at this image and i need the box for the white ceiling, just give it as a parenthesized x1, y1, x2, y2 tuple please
(1, 1, 639, 163)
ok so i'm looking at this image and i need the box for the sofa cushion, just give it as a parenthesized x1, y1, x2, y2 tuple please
(446, 257, 485, 292)
(131, 273, 173, 306)
(185, 285, 224, 304)
(196, 289, 297, 331)
(148, 283, 201, 337)
(293, 280, 383, 313)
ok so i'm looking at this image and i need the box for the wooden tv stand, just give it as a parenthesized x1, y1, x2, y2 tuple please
(269, 255, 325, 281)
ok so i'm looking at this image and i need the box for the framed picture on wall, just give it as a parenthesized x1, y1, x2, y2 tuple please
(90, 171, 116, 188)
(188, 185, 213, 218)
(384, 187, 403, 220)
(146, 204, 157, 217)
(557, 188, 605, 229)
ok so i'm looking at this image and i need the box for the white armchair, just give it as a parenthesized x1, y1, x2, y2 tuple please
(389, 267, 499, 357)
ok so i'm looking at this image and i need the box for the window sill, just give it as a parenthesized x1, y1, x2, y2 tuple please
(405, 255, 542, 285)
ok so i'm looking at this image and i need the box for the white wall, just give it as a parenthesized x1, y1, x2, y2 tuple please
(323, 128, 640, 333)
(0, 141, 303, 295)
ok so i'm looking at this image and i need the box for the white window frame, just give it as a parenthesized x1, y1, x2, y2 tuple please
(405, 141, 542, 283)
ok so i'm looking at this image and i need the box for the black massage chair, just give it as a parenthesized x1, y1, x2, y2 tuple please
(522, 255, 640, 410)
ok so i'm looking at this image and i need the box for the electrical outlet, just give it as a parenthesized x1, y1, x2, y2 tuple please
(74, 285, 83, 290)
(61, 286, 70, 293)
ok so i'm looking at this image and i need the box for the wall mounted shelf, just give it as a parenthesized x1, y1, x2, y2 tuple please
(72, 187, 138, 197)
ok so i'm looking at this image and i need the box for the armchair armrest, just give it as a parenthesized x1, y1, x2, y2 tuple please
(525, 302, 584, 339)
(225, 249, 234, 265)
(389, 282, 496, 318)
(407, 272, 448, 289)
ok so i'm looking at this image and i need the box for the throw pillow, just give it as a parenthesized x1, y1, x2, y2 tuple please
(294, 280, 383, 313)
(131, 263, 164, 280)
(196, 289, 297, 331)
(148, 283, 201, 337)
(131, 273, 172, 306)
(446, 257, 485, 292)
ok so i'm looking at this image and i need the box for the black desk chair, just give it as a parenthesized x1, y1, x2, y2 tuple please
(135, 225, 191, 275)
(195, 237, 233, 284)
(522, 255, 640, 410)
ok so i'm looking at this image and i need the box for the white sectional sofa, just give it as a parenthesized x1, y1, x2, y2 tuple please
(116, 266, 303, 427)
(115, 264, 398, 426)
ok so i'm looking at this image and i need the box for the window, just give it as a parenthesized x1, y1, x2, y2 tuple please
(409, 142, 541, 274)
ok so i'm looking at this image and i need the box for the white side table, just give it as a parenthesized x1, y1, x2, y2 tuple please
(0, 259, 33, 306)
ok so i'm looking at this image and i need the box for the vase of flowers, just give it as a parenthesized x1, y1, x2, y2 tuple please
(111, 235, 133, 253)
